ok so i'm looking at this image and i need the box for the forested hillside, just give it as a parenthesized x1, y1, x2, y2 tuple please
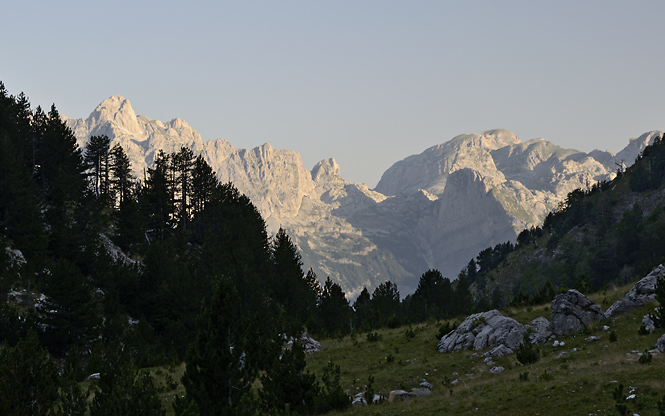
(457, 131, 665, 309)
(0, 83, 360, 414)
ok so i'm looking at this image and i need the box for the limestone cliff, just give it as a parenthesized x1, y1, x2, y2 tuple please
(64, 96, 662, 296)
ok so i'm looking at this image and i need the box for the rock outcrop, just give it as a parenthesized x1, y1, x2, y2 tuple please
(657, 334, 665, 353)
(550, 290, 605, 336)
(526, 317, 552, 344)
(437, 310, 525, 353)
(605, 264, 664, 318)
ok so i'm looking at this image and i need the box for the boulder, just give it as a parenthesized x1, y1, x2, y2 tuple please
(657, 334, 665, 354)
(352, 394, 367, 407)
(388, 390, 412, 402)
(526, 317, 552, 344)
(410, 388, 431, 396)
(482, 344, 514, 358)
(285, 333, 321, 354)
(437, 310, 525, 353)
(420, 380, 434, 389)
(550, 290, 605, 336)
(641, 315, 656, 334)
(489, 366, 505, 374)
(605, 264, 664, 317)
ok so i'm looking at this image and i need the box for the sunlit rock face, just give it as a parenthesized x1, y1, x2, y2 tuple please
(65, 97, 661, 297)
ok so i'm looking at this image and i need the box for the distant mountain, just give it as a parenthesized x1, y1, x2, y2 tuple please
(63, 97, 662, 296)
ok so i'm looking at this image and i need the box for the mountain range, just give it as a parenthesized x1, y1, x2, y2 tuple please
(63, 96, 661, 296)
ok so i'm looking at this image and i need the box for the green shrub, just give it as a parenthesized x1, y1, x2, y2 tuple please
(609, 330, 618, 342)
(366, 332, 382, 342)
(405, 327, 415, 341)
(437, 321, 458, 339)
(518, 371, 529, 382)
(516, 332, 539, 365)
(612, 383, 629, 416)
(657, 394, 665, 416)
(364, 375, 375, 405)
(538, 370, 553, 381)
(638, 350, 652, 365)
(638, 322, 650, 335)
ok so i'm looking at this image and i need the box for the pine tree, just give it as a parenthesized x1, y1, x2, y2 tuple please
(371, 281, 401, 327)
(271, 228, 314, 332)
(84, 135, 111, 201)
(318, 277, 352, 337)
(259, 340, 319, 414)
(352, 287, 373, 331)
(0, 331, 60, 416)
(109, 143, 133, 208)
(179, 276, 260, 416)
(172, 147, 195, 229)
(141, 150, 175, 240)
(38, 259, 102, 354)
(89, 344, 164, 416)
(190, 155, 216, 218)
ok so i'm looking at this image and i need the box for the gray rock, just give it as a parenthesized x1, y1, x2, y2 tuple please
(451, 379, 459, 385)
(489, 366, 505, 374)
(657, 334, 665, 354)
(388, 390, 412, 402)
(372, 394, 383, 404)
(352, 395, 367, 407)
(87, 373, 100, 380)
(483, 357, 497, 366)
(606, 264, 664, 317)
(550, 290, 605, 336)
(585, 336, 600, 342)
(420, 380, 434, 389)
(482, 344, 514, 358)
(526, 317, 552, 344)
(641, 315, 655, 334)
(437, 310, 525, 353)
(285, 333, 321, 354)
(410, 388, 431, 396)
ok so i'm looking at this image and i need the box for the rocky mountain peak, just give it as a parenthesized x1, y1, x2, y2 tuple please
(311, 158, 341, 182)
(86, 95, 139, 134)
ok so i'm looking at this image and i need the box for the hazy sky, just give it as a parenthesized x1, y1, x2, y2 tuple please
(3, 1, 664, 187)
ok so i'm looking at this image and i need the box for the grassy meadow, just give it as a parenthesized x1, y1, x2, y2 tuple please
(148, 282, 664, 415)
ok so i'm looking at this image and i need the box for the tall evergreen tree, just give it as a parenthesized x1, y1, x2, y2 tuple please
(0, 331, 60, 416)
(179, 276, 262, 416)
(84, 135, 111, 202)
(172, 147, 195, 229)
(371, 281, 401, 327)
(259, 340, 319, 414)
(109, 143, 133, 207)
(271, 228, 314, 332)
(89, 344, 164, 416)
(317, 277, 352, 337)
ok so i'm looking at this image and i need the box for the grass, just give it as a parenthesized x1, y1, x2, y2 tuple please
(303, 282, 664, 416)
(145, 281, 664, 415)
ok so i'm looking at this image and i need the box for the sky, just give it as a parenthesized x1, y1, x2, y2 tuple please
(3, 1, 665, 187)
